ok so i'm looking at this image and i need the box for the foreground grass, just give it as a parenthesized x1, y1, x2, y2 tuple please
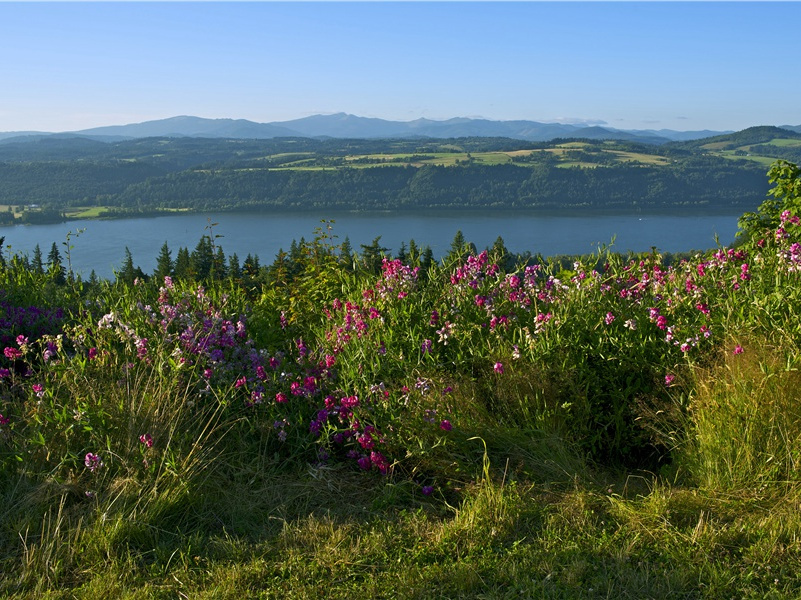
(4, 464, 801, 599)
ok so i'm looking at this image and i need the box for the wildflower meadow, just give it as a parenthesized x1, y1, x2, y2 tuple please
(2, 160, 801, 598)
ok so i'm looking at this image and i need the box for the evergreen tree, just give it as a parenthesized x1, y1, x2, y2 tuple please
(490, 235, 511, 271)
(190, 235, 214, 281)
(117, 247, 137, 285)
(31, 244, 44, 275)
(444, 230, 469, 265)
(267, 250, 289, 286)
(228, 252, 242, 282)
(420, 245, 434, 274)
(396, 241, 408, 263)
(212, 246, 227, 280)
(360, 236, 389, 274)
(47, 242, 66, 285)
(154, 241, 174, 281)
(407, 239, 420, 266)
(339, 236, 354, 269)
(174, 247, 192, 281)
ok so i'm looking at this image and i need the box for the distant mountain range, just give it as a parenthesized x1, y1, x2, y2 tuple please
(1, 113, 799, 145)
(0, 113, 758, 145)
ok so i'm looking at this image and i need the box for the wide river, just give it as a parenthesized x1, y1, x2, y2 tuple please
(1, 210, 743, 280)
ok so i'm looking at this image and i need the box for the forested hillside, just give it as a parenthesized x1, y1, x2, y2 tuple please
(1, 128, 798, 222)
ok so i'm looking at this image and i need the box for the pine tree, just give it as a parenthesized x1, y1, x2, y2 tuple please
(117, 247, 137, 285)
(154, 241, 174, 281)
(444, 230, 468, 265)
(32, 244, 44, 275)
(190, 236, 214, 281)
(47, 242, 65, 284)
(212, 246, 227, 280)
(360, 236, 389, 274)
(396, 241, 408, 263)
(228, 252, 242, 282)
(174, 247, 192, 281)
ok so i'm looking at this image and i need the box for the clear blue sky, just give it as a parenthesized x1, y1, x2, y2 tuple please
(1, 1, 799, 133)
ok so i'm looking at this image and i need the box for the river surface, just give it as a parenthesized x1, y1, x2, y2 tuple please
(1, 210, 743, 279)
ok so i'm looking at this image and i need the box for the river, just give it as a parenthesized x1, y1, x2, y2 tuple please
(0, 209, 744, 279)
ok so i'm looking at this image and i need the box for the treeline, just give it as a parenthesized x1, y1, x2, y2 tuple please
(111, 158, 766, 212)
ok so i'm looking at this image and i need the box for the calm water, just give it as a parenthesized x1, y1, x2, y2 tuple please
(1, 210, 743, 279)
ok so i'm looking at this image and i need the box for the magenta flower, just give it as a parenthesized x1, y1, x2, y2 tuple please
(605, 312, 615, 325)
(494, 362, 504, 374)
(664, 374, 676, 387)
(32, 383, 45, 397)
(733, 345, 744, 355)
(0, 413, 9, 426)
(84, 452, 103, 472)
(439, 419, 452, 431)
(275, 392, 288, 404)
(3, 347, 21, 360)
(139, 433, 153, 448)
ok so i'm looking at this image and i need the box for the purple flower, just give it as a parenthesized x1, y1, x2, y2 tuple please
(422, 485, 434, 496)
(84, 452, 103, 472)
(421, 339, 433, 354)
(439, 419, 452, 431)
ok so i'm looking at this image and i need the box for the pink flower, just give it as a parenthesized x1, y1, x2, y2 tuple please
(605, 312, 615, 325)
(275, 392, 288, 404)
(84, 452, 103, 472)
(139, 433, 153, 448)
(3, 347, 21, 360)
(733, 345, 744, 355)
(664, 374, 675, 387)
(494, 362, 504, 374)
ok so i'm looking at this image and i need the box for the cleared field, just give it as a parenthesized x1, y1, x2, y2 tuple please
(764, 138, 801, 147)
(716, 151, 775, 166)
(608, 150, 670, 165)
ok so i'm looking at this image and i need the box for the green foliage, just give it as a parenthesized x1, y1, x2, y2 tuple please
(739, 159, 801, 240)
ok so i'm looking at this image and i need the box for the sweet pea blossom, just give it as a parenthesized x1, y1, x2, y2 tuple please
(84, 453, 103, 472)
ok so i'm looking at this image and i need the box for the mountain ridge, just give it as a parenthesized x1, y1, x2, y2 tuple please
(0, 113, 754, 145)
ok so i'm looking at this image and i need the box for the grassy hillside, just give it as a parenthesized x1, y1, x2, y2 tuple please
(2, 161, 801, 598)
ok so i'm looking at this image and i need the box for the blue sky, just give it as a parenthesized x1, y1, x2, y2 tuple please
(1, 2, 799, 133)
